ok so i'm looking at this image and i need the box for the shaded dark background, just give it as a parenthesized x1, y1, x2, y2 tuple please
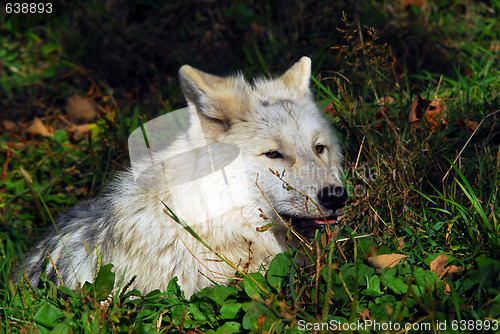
(2, 0, 496, 121)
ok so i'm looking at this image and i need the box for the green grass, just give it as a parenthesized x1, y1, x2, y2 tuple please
(1, 3, 499, 333)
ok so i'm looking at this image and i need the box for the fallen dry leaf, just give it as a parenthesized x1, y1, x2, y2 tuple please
(68, 123, 96, 135)
(65, 185, 88, 195)
(430, 254, 465, 279)
(425, 97, 448, 130)
(366, 254, 407, 272)
(397, 238, 405, 251)
(401, 0, 429, 11)
(66, 96, 97, 122)
(250, 23, 266, 36)
(257, 315, 266, 329)
(408, 95, 427, 124)
(27, 117, 53, 137)
(456, 117, 479, 131)
(379, 96, 395, 105)
(447, 265, 464, 275)
(0, 141, 25, 150)
(430, 254, 449, 279)
(360, 308, 372, 320)
(323, 103, 336, 114)
(408, 95, 448, 131)
(2, 120, 16, 131)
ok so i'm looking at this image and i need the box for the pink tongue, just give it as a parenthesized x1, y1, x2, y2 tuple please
(314, 218, 337, 225)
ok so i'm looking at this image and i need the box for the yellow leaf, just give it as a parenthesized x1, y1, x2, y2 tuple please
(366, 254, 407, 272)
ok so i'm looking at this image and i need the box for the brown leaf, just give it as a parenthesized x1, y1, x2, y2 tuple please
(366, 254, 407, 272)
(27, 117, 53, 137)
(2, 120, 16, 131)
(65, 185, 88, 195)
(456, 117, 479, 131)
(402, 0, 428, 10)
(408, 95, 427, 124)
(66, 96, 97, 122)
(68, 123, 95, 135)
(360, 308, 372, 320)
(379, 96, 395, 105)
(466, 119, 479, 131)
(430, 254, 449, 279)
(257, 315, 266, 329)
(425, 98, 448, 130)
(408, 95, 448, 131)
(430, 254, 465, 279)
(397, 238, 405, 251)
(0, 141, 25, 150)
(323, 103, 336, 114)
(447, 264, 465, 276)
(250, 23, 266, 36)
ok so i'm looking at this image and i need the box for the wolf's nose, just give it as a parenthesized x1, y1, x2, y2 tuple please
(317, 186, 347, 211)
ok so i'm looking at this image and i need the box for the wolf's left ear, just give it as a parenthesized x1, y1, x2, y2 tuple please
(277, 56, 312, 94)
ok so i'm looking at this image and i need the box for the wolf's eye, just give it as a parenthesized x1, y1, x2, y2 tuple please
(315, 144, 325, 154)
(264, 150, 283, 159)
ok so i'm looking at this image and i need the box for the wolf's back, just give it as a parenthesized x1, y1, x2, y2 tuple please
(15, 198, 112, 288)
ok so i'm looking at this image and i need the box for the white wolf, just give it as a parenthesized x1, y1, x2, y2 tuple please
(17, 57, 347, 297)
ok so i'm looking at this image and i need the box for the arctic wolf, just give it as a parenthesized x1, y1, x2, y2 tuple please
(16, 57, 347, 297)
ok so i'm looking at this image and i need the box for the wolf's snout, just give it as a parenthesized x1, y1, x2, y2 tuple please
(317, 185, 347, 211)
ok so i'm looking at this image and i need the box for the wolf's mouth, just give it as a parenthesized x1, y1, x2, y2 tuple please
(280, 214, 339, 237)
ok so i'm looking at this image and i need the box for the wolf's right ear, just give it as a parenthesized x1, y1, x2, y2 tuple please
(179, 65, 218, 112)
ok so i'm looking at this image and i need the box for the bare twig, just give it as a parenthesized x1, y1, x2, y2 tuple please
(255, 173, 314, 250)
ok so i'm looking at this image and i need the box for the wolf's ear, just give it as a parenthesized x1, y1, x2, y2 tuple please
(179, 65, 219, 112)
(277, 56, 311, 94)
(179, 65, 247, 122)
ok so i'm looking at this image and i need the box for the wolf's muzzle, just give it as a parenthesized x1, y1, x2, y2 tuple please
(317, 185, 348, 212)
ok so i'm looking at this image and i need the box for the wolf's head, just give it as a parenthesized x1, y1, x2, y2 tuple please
(179, 57, 347, 237)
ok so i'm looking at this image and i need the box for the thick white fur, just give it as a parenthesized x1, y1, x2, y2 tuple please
(19, 57, 344, 297)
